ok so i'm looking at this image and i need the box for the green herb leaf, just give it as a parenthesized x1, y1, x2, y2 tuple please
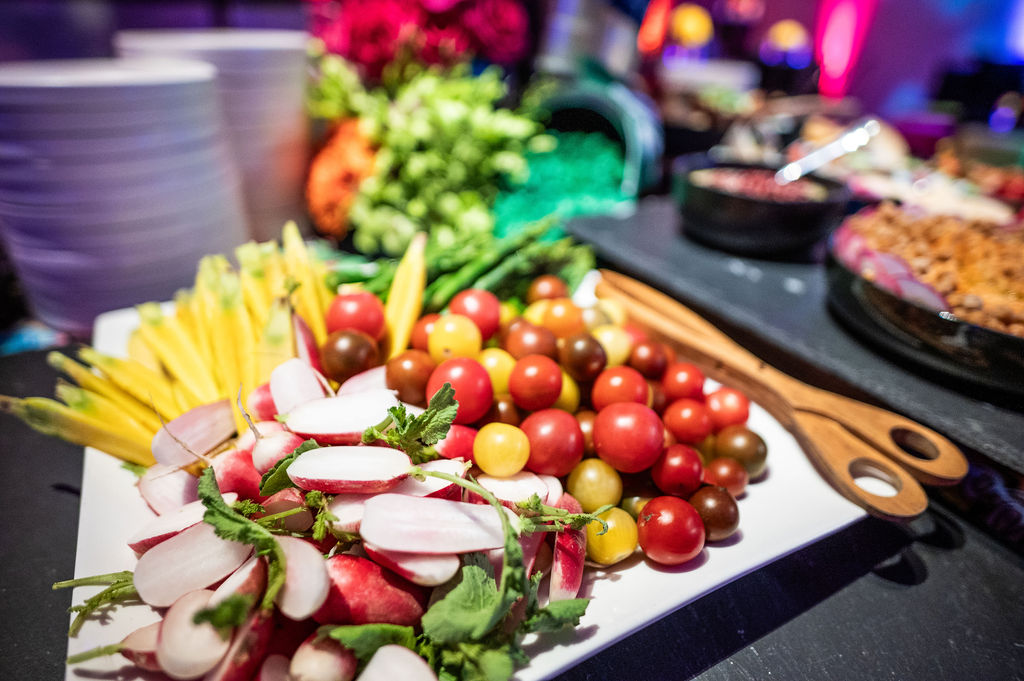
(197, 467, 285, 610)
(362, 384, 457, 463)
(259, 439, 320, 496)
(305, 490, 337, 542)
(321, 623, 417, 661)
(61, 574, 137, 637)
(421, 565, 501, 644)
(232, 499, 266, 517)
(522, 598, 589, 634)
(192, 593, 255, 639)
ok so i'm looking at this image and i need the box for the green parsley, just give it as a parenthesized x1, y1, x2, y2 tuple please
(362, 383, 457, 463)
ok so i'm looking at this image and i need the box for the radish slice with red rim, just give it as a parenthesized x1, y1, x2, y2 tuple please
(389, 458, 466, 499)
(209, 556, 267, 609)
(274, 535, 330, 621)
(470, 471, 549, 509)
(282, 391, 399, 445)
(538, 474, 564, 505)
(286, 446, 412, 494)
(325, 492, 375, 533)
(156, 589, 230, 680)
(138, 464, 199, 516)
(151, 399, 235, 468)
(120, 621, 162, 672)
(360, 494, 506, 554)
(363, 543, 460, 587)
(337, 365, 389, 395)
(270, 358, 330, 416)
(127, 493, 237, 555)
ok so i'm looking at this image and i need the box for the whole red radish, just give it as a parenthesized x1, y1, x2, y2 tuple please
(202, 609, 275, 681)
(549, 493, 586, 601)
(246, 383, 277, 422)
(313, 554, 428, 627)
(258, 488, 314, 532)
(213, 448, 263, 501)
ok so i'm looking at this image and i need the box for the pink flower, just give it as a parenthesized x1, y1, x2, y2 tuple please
(315, 0, 424, 79)
(419, 18, 472, 65)
(419, 0, 464, 12)
(461, 0, 529, 65)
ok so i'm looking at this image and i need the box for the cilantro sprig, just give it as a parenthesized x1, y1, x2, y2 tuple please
(362, 383, 457, 463)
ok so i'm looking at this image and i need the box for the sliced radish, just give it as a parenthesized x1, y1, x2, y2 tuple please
(538, 475, 563, 505)
(359, 495, 505, 554)
(209, 556, 267, 609)
(282, 391, 399, 445)
(313, 554, 428, 627)
(287, 446, 411, 494)
(293, 313, 325, 375)
(252, 431, 307, 475)
(212, 448, 263, 501)
(289, 634, 357, 681)
(127, 493, 237, 554)
(256, 654, 291, 681)
(893, 276, 949, 311)
(270, 358, 331, 416)
(138, 464, 199, 515)
(258, 487, 313, 532)
(468, 472, 548, 510)
(433, 424, 476, 462)
(202, 609, 274, 681)
(356, 644, 437, 681)
(246, 383, 277, 423)
(275, 536, 330, 621)
(156, 589, 230, 680)
(549, 493, 586, 602)
(236, 420, 286, 454)
(363, 543, 460, 587)
(134, 522, 253, 608)
(487, 530, 545, 582)
(152, 399, 235, 467)
(325, 493, 375, 533)
(337, 365, 389, 395)
(389, 458, 466, 500)
(833, 226, 867, 268)
(120, 621, 162, 672)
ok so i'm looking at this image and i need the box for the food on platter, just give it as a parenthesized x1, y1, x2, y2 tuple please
(835, 203, 1024, 337)
(4, 227, 775, 681)
(689, 167, 828, 202)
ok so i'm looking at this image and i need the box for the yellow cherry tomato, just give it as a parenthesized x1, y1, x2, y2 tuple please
(591, 324, 632, 366)
(596, 299, 627, 326)
(582, 305, 612, 330)
(586, 507, 638, 566)
(474, 423, 530, 477)
(498, 300, 521, 328)
(553, 369, 580, 412)
(567, 458, 622, 512)
(477, 347, 516, 395)
(428, 314, 482, 364)
(522, 299, 551, 326)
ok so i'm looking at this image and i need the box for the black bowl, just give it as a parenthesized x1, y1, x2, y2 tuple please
(671, 155, 851, 256)
(825, 244, 1024, 398)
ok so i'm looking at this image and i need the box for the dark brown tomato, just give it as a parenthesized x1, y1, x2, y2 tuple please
(559, 332, 607, 382)
(478, 394, 521, 427)
(526, 274, 569, 303)
(385, 349, 436, 406)
(504, 322, 558, 360)
(714, 425, 767, 478)
(629, 341, 669, 379)
(320, 329, 379, 384)
(689, 485, 740, 541)
(575, 409, 597, 456)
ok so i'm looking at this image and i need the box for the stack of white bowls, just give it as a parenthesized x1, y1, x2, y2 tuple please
(0, 58, 249, 338)
(115, 29, 311, 241)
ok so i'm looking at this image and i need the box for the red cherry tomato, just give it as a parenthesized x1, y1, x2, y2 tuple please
(703, 456, 749, 497)
(326, 291, 386, 340)
(636, 496, 705, 565)
(592, 402, 664, 473)
(591, 366, 649, 412)
(705, 387, 750, 431)
(650, 444, 703, 498)
(427, 358, 493, 425)
(521, 409, 584, 477)
(449, 289, 501, 340)
(663, 398, 713, 444)
(662, 362, 705, 402)
(621, 322, 649, 348)
(508, 355, 562, 411)
(411, 313, 440, 352)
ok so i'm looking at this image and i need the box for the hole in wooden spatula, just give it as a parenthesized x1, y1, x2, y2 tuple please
(890, 427, 940, 460)
(849, 458, 901, 498)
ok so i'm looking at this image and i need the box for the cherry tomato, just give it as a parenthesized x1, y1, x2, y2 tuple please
(320, 329, 379, 384)
(648, 380, 667, 415)
(566, 458, 623, 512)
(449, 289, 501, 340)
(621, 322, 648, 349)
(636, 496, 705, 566)
(427, 358, 493, 425)
(559, 332, 607, 383)
(385, 349, 436, 405)
(575, 409, 596, 456)
(540, 298, 586, 338)
(522, 299, 550, 327)
(479, 394, 521, 427)
(662, 362, 705, 402)
(703, 456, 749, 497)
(586, 507, 638, 566)
(591, 366, 649, 412)
(521, 409, 584, 477)
(714, 424, 767, 477)
(503, 322, 558, 360)
(705, 387, 750, 431)
(508, 355, 562, 411)
(473, 423, 530, 477)
(592, 402, 664, 473)
(325, 291, 386, 340)
(410, 313, 440, 352)
(590, 324, 632, 366)
(553, 370, 580, 413)
(689, 486, 740, 541)
(620, 495, 653, 520)
(526, 274, 569, 303)
(628, 340, 668, 379)
(427, 314, 482, 364)
(663, 398, 713, 444)
(477, 347, 516, 395)
(650, 444, 703, 498)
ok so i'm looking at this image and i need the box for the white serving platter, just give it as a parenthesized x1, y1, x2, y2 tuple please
(65, 306, 866, 681)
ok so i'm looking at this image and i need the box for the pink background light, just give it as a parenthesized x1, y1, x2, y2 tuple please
(815, 0, 879, 98)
